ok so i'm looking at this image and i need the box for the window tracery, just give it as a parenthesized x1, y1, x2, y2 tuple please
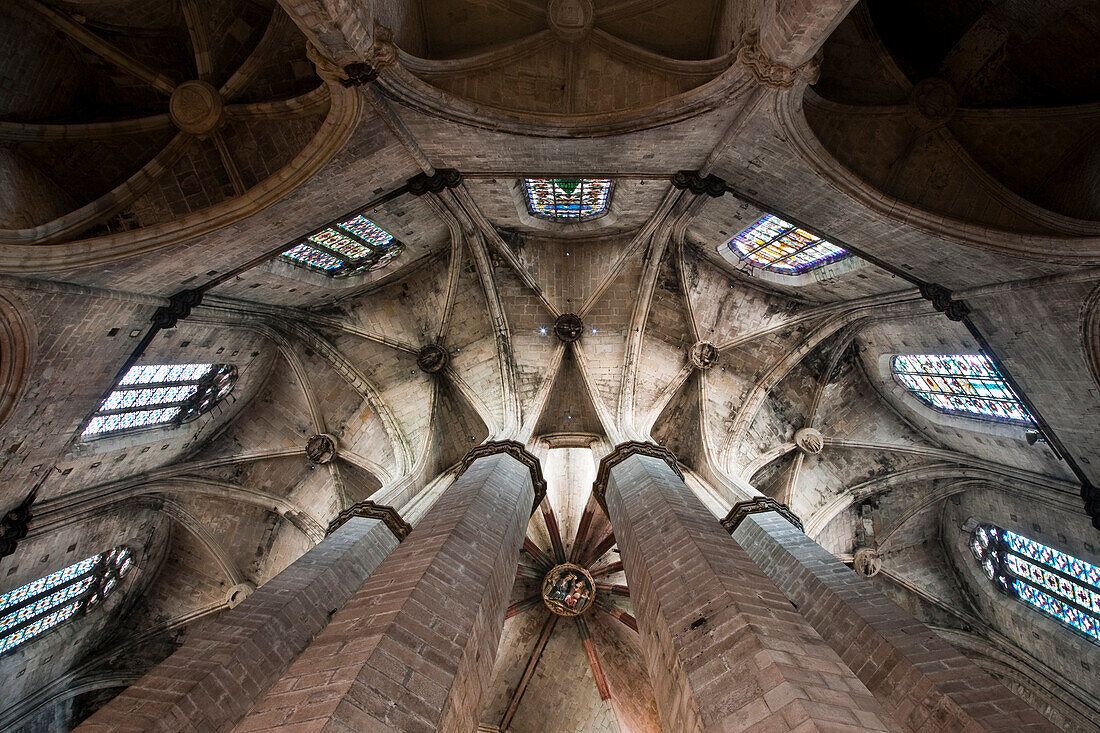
(971, 524, 1099, 644)
(523, 178, 613, 221)
(0, 547, 134, 655)
(281, 214, 403, 275)
(892, 354, 1032, 424)
(82, 363, 237, 438)
(724, 214, 849, 273)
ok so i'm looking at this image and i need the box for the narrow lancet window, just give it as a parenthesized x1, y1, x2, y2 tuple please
(523, 178, 613, 221)
(281, 214, 403, 275)
(893, 354, 1032, 424)
(724, 214, 849, 273)
(972, 524, 1099, 644)
(82, 363, 236, 438)
(0, 547, 134, 655)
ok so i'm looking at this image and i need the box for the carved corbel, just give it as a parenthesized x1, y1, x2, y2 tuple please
(736, 32, 821, 89)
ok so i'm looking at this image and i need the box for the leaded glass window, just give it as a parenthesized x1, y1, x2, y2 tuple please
(0, 547, 134, 655)
(82, 363, 237, 438)
(893, 354, 1033, 424)
(971, 524, 1099, 644)
(281, 214, 403, 276)
(725, 214, 849, 274)
(523, 179, 613, 221)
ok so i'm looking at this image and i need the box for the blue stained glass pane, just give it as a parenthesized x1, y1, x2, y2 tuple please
(0, 555, 99, 613)
(100, 385, 199, 412)
(0, 546, 134, 656)
(1002, 529, 1100, 590)
(1014, 581, 1100, 642)
(281, 243, 343, 270)
(338, 216, 395, 248)
(119, 364, 212, 386)
(725, 214, 849, 274)
(972, 524, 1099, 645)
(82, 406, 182, 437)
(523, 179, 613, 220)
(893, 354, 1033, 424)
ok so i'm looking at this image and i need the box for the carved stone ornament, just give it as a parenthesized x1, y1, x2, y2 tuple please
(151, 288, 203, 329)
(169, 80, 225, 136)
(793, 427, 824, 455)
(407, 168, 463, 196)
(918, 282, 970, 322)
(542, 563, 596, 616)
(547, 0, 594, 42)
(910, 78, 957, 125)
(305, 433, 337, 464)
(554, 313, 584, 343)
(736, 32, 821, 89)
(326, 499, 412, 541)
(0, 486, 38, 559)
(671, 170, 726, 198)
(720, 496, 804, 534)
(852, 547, 882, 578)
(456, 440, 548, 514)
(689, 341, 719, 370)
(225, 582, 255, 608)
(592, 441, 682, 510)
(417, 343, 448, 374)
(368, 22, 398, 71)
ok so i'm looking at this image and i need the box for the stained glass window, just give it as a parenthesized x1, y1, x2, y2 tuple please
(893, 354, 1033, 424)
(971, 524, 1099, 644)
(0, 547, 134, 655)
(82, 363, 237, 438)
(725, 214, 849, 274)
(280, 213, 403, 276)
(523, 179, 613, 221)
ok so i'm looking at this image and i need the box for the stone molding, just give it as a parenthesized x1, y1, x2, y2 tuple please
(918, 282, 970, 322)
(593, 441, 683, 509)
(407, 168, 463, 196)
(456, 440, 547, 513)
(326, 500, 411, 541)
(736, 32, 820, 89)
(671, 170, 727, 197)
(720, 496, 804, 534)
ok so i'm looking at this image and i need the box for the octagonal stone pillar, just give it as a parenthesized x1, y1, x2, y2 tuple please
(594, 441, 892, 732)
(233, 440, 545, 733)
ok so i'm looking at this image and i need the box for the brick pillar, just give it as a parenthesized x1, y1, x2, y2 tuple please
(594, 442, 892, 732)
(728, 503, 1056, 732)
(233, 440, 545, 733)
(76, 503, 411, 733)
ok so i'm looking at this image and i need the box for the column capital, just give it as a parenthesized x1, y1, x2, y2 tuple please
(721, 496, 804, 534)
(458, 440, 547, 512)
(326, 500, 412, 541)
(593, 441, 682, 510)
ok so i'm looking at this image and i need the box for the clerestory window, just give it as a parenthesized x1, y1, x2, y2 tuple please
(724, 214, 849, 274)
(893, 354, 1033, 425)
(0, 546, 134, 655)
(523, 178, 613, 221)
(971, 524, 1099, 644)
(81, 363, 236, 438)
(281, 214, 403, 276)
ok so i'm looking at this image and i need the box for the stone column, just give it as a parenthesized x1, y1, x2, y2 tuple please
(77, 502, 411, 733)
(594, 442, 892, 732)
(233, 440, 545, 733)
(728, 502, 1056, 732)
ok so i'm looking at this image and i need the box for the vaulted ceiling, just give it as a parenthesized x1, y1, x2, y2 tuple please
(0, 0, 1098, 731)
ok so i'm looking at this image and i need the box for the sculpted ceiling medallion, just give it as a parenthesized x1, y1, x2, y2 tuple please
(542, 563, 596, 616)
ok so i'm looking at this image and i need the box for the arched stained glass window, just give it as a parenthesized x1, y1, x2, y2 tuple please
(893, 354, 1033, 424)
(523, 178, 613, 221)
(725, 214, 849, 274)
(971, 524, 1099, 644)
(82, 363, 237, 438)
(281, 214, 403, 276)
(0, 547, 134, 655)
